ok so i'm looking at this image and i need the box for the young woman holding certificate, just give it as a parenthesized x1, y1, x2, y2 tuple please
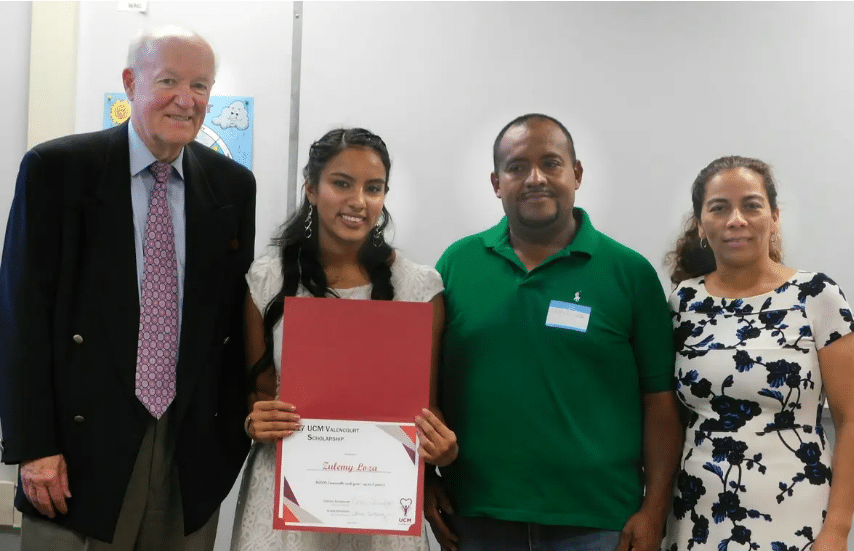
(231, 128, 458, 551)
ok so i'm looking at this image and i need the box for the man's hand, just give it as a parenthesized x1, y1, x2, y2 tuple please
(20, 454, 71, 518)
(616, 509, 664, 551)
(621, 391, 681, 551)
(415, 408, 458, 467)
(424, 474, 459, 551)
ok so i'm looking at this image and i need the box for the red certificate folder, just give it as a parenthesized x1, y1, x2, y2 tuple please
(273, 296, 433, 535)
(280, 296, 432, 421)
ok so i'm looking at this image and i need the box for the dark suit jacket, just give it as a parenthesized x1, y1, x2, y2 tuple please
(0, 123, 255, 542)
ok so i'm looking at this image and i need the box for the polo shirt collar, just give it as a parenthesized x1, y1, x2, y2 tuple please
(483, 207, 601, 259)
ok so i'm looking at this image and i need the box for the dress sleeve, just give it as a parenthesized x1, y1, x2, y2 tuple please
(245, 254, 283, 314)
(667, 284, 682, 317)
(668, 278, 701, 321)
(392, 256, 445, 303)
(805, 273, 854, 349)
(411, 265, 444, 303)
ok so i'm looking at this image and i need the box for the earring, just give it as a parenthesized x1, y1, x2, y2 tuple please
(372, 224, 383, 247)
(700, 237, 708, 249)
(304, 204, 313, 239)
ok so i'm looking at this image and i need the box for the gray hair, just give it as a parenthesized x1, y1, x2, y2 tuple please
(126, 25, 218, 75)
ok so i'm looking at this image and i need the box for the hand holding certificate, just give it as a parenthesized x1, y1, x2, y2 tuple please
(273, 297, 435, 535)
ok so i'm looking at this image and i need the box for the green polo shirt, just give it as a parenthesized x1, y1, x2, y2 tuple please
(436, 209, 674, 529)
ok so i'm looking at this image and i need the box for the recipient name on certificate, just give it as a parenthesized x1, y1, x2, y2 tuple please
(274, 419, 421, 535)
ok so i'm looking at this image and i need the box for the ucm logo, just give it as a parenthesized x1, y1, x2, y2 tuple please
(400, 498, 412, 517)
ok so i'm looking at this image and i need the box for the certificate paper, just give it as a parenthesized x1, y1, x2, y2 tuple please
(275, 419, 420, 534)
(274, 297, 433, 535)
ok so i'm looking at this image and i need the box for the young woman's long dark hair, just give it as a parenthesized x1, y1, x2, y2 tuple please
(666, 155, 782, 285)
(249, 128, 395, 388)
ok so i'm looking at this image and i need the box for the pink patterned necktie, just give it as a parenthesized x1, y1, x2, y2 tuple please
(135, 160, 179, 418)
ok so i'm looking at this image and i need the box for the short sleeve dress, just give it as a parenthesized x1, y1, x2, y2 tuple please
(231, 252, 444, 551)
(662, 271, 854, 551)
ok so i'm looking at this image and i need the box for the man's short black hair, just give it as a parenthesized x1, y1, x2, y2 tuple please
(492, 113, 576, 171)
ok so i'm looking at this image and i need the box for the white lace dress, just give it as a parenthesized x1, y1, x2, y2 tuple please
(231, 253, 443, 551)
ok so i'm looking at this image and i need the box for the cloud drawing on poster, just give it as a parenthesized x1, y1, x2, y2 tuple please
(212, 101, 250, 131)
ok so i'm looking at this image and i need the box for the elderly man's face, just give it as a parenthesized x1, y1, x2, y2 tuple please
(122, 37, 215, 162)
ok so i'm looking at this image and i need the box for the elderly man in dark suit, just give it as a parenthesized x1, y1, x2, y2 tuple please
(0, 26, 255, 550)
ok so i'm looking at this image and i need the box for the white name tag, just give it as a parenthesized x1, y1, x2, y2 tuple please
(545, 300, 591, 333)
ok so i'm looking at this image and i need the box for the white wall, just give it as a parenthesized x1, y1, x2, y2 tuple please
(0, 1, 31, 248)
(0, 5, 31, 547)
(299, 2, 854, 297)
(27, 2, 78, 149)
(0, 0, 32, 485)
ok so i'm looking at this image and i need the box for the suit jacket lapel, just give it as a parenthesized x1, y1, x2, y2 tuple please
(88, 124, 143, 403)
(176, 145, 220, 422)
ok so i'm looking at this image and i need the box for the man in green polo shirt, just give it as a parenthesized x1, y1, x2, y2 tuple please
(425, 114, 682, 551)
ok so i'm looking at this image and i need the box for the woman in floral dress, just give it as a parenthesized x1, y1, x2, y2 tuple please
(663, 156, 854, 551)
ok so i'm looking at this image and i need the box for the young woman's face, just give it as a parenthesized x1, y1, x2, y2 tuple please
(306, 146, 388, 250)
(698, 167, 779, 270)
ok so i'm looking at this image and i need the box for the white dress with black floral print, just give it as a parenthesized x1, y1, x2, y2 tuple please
(662, 272, 854, 551)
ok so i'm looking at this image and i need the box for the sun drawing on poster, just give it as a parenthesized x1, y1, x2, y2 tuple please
(110, 99, 131, 125)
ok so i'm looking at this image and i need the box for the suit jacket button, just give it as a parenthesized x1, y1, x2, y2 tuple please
(72, 334, 83, 344)
(73, 415, 85, 423)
